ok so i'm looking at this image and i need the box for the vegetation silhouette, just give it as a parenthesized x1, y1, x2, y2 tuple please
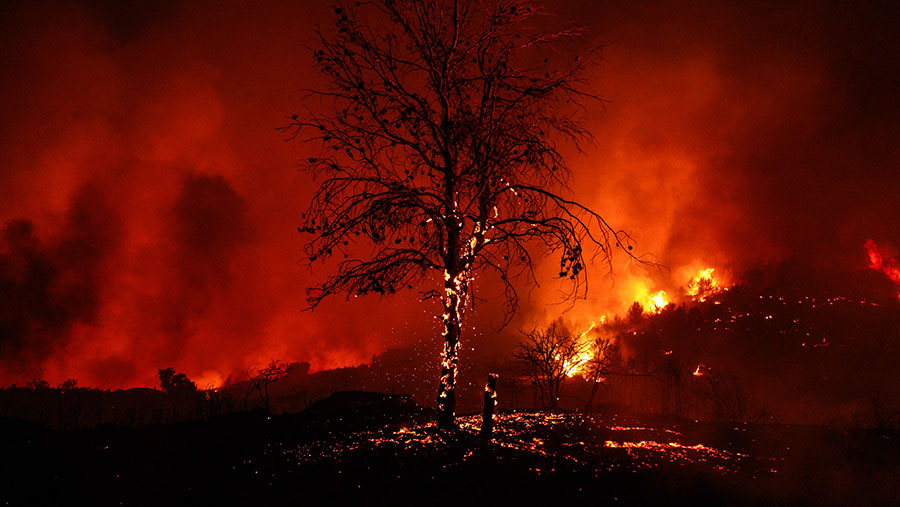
(285, 0, 644, 430)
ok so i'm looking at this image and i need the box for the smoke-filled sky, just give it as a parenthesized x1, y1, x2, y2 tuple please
(1, 0, 898, 388)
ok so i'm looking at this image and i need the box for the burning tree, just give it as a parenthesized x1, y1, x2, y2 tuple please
(287, 0, 640, 429)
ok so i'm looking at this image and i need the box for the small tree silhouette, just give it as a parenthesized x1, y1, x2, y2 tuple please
(158, 367, 198, 394)
(626, 300, 644, 325)
(246, 360, 294, 413)
(26, 378, 50, 390)
(583, 329, 614, 413)
(286, 0, 646, 429)
(55, 379, 81, 430)
(515, 318, 586, 409)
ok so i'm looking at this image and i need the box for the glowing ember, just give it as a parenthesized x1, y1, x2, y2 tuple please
(693, 364, 706, 376)
(603, 440, 746, 461)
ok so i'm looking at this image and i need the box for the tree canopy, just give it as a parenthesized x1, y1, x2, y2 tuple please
(286, 0, 643, 428)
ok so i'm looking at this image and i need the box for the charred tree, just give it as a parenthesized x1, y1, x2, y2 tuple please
(286, 0, 644, 430)
(481, 372, 498, 438)
(246, 360, 293, 413)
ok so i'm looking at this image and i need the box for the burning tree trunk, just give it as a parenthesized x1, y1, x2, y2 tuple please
(437, 222, 465, 429)
(481, 373, 498, 439)
(437, 294, 462, 429)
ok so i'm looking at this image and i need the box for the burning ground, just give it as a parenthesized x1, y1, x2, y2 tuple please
(4, 397, 900, 505)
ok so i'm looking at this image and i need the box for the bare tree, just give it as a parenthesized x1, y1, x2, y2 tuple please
(246, 360, 294, 413)
(286, 0, 642, 429)
(582, 328, 614, 413)
(515, 318, 586, 409)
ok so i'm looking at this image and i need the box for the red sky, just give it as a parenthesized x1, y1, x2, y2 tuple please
(1, 0, 899, 388)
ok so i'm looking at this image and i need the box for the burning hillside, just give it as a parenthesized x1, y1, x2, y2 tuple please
(2, 0, 900, 504)
(553, 260, 900, 425)
(1, 0, 900, 393)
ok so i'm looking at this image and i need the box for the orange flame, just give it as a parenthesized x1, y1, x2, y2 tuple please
(647, 290, 669, 312)
(563, 322, 597, 377)
(686, 267, 722, 301)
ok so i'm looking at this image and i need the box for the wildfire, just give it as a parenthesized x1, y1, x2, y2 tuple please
(564, 321, 598, 377)
(686, 267, 723, 302)
(647, 291, 669, 312)
(864, 239, 900, 299)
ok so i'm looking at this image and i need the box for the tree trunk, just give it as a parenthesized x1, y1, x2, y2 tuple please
(549, 379, 560, 409)
(437, 300, 460, 430)
(585, 380, 600, 415)
(480, 373, 498, 439)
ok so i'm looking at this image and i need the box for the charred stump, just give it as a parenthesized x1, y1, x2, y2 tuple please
(480, 373, 498, 439)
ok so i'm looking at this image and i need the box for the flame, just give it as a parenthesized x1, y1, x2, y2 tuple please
(692, 364, 706, 376)
(647, 290, 669, 312)
(685, 267, 724, 301)
(563, 321, 597, 377)
(864, 240, 900, 299)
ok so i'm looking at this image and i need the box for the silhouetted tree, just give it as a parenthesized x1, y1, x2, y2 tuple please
(286, 0, 643, 429)
(55, 379, 81, 430)
(687, 276, 716, 301)
(158, 367, 199, 420)
(515, 318, 586, 409)
(26, 378, 50, 390)
(626, 300, 644, 325)
(583, 329, 614, 413)
(246, 360, 294, 413)
(158, 368, 198, 395)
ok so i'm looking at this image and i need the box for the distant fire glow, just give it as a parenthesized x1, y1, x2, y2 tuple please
(864, 239, 900, 299)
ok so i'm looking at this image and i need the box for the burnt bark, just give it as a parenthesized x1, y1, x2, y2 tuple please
(480, 373, 498, 439)
(437, 267, 463, 430)
(436, 316, 460, 429)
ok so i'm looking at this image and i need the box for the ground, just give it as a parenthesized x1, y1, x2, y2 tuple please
(2, 393, 899, 506)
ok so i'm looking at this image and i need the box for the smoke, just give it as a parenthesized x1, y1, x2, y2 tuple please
(159, 173, 252, 348)
(0, 183, 122, 374)
(1, 0, 899, 390)
(539, 0, 900, 323)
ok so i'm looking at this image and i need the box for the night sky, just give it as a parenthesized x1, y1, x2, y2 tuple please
(2, 0, 899, 388)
